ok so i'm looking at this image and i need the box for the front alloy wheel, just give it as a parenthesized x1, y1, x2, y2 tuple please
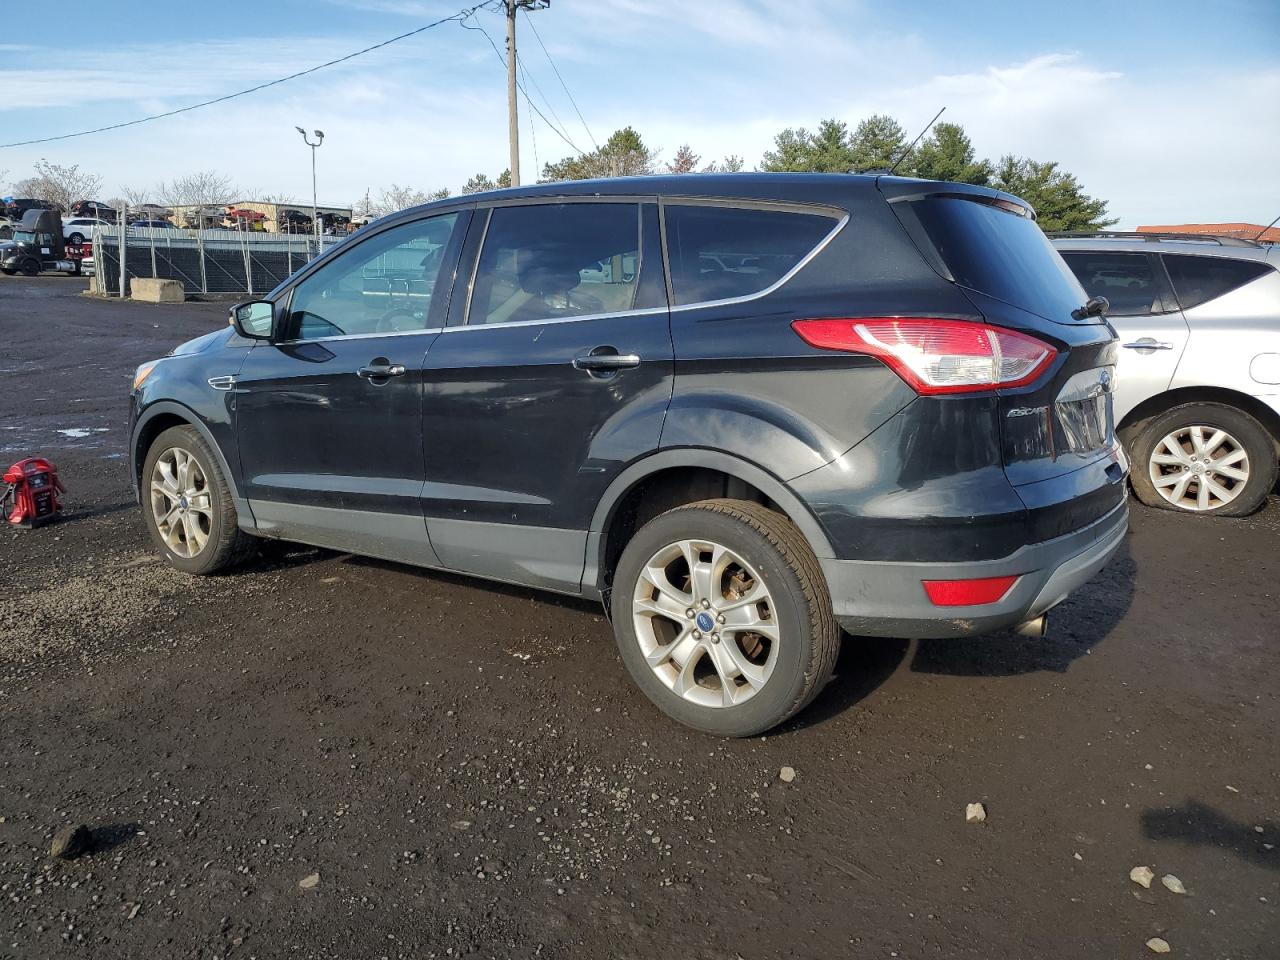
(149, 446, 214, 557)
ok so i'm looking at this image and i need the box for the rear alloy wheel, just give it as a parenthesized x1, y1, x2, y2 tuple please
(612, 499, 840, 737)
(1129, 402, 1277, 517)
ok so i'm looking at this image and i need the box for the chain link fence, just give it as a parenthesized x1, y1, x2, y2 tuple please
(92, 227, 344, 297)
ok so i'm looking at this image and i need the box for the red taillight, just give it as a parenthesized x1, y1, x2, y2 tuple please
(791, 317, 1057, 395)
(922, 575, 1019, 607)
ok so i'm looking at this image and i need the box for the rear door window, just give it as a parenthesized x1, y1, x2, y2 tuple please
(1059, 251, 1170, 316)
(468, 203, 645, 326)
(1162, 254, 1271, 310)
(662, 203, 838, 306)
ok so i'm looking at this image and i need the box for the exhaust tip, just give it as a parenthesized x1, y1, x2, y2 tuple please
(1014, 614, 1049, 639)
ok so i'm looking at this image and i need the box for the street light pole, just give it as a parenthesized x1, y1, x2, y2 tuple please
(296, 126, 325, 247)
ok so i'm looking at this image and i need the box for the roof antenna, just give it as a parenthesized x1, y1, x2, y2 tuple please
(886, 106, 946, 176)
(1251, 213, 1279, 242)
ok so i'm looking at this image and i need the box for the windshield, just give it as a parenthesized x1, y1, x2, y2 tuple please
(899, 194, 1093, 323)
(14, 231, 34, 243)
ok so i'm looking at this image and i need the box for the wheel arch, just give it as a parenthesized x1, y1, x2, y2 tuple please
(585, 448, 835, 599)
(1120, 386, 1280, 456)
(131, 401, 243, 504)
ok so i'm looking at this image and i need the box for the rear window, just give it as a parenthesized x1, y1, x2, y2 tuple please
(1162, 254, 1271, 310)
(904, 196, 1088, 321)
(663, 203, 838, 306)
(1059, 251, 1170, 317)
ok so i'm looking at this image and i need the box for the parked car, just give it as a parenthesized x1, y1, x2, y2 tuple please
(62, 216, 112, 244)
(1053, 232, 1279, 515)
(128, 174, 1128, 735)
(0, 217, 15, 241)
(70, 200, 118, 221)
(129, 219, 175, 230)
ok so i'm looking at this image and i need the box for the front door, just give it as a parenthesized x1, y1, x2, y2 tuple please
(234, 209, 470, 564)
(420, 200, 672, 592)
(1059, 250, 1189, 423)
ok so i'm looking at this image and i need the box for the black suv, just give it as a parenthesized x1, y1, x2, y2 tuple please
(129, 174, 1128, 736)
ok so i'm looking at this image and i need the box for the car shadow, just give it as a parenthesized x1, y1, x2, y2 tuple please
(1141, 800, 1277, 871)
(787, 541, 1137, 732)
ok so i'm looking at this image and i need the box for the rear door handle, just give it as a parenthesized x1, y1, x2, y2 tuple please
(572, 349, 641, 373)
(1121, 339, 1174, 351)
(358, 360, 407, 380)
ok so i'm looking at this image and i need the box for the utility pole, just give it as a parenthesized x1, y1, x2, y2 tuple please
(296, 127, 325, 246)
(504, 1, 549, 188)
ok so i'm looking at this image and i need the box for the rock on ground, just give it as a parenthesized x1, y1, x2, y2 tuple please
(1130, 865, 1155, 888)
(965, 803, 986, 823)
(1146, 936, 1171, 953)
(50, 824, 92, 860)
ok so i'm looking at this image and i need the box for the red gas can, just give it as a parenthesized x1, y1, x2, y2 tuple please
(2, 458, 64, 528)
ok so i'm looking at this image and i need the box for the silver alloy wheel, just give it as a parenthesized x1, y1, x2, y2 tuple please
(1148, 425, 1250, 512)
(632, 538, 779, 708)
(149, 446, 213, 558)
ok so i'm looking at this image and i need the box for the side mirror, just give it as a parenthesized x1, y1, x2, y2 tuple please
(230, 300, 274, 339)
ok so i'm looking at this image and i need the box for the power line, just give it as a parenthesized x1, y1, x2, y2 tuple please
(525, 15, 598, 151)
(460, 11, 585, 157)
(0, 1, 499, 150)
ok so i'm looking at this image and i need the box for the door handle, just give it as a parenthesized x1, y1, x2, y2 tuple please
(358, 360, 407, 380)
(572, 349, 641, 374)
(1121, 339, 1174, 351)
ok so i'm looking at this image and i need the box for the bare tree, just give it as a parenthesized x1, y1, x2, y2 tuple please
(702, 154, 745, 173)
(156, 170, 238, 209)
(12, 159, 104, 210)
(372, 184, 449, 217)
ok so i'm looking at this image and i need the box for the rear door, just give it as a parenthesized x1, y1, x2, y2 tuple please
(419, 199, 671, 593)
(234, 209, 469, 564)
(1058, 249, 1188, 423)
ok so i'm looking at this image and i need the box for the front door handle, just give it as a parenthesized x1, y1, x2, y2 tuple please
(1121, 338, 1174, 351)
(358, 359, 407, 380)
(572, 348, 641, 374)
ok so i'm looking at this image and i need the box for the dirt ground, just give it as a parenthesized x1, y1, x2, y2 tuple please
(1, 275, 1277, 959)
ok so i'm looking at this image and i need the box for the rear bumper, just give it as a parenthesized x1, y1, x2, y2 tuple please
(822, 498, 1128, 639)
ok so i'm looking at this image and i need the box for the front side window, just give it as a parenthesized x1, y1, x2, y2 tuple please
(468, 203, 641, 326)
(1162, 254, 1271, 310)
(663, 203, 838, 306)
(1059, 251, 1167, 317)
(286, 212, 460, 340)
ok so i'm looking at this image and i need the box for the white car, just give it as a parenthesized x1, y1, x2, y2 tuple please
(62, 217, 112, 245)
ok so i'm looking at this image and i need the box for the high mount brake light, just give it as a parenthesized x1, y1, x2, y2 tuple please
(791, 317, 1057, 395)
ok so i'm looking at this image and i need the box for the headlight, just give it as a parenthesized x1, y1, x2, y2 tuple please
(133, 363, 157, 390)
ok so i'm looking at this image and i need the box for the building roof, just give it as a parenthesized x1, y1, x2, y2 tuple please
(1138, 222, 1280, 243)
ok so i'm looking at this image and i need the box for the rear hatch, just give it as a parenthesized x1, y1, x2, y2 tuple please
(880, 179, 1125, 532)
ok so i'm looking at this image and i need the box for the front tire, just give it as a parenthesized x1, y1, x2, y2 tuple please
(68, 232, 85, 245)
(142, 425, 256, 574)
(20, 259, 38, 277)
(611, 499, 840, 737)
(1128, 402, 1277, 516)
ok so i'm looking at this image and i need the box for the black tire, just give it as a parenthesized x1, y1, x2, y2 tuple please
(1128, 402, 1277, 517)
(610, 499, 840, 737)
(141, 425, 257, 574)
(68, 232, 85, 245)
(1, 268, 14, 276)
(20, 259, 38, 277)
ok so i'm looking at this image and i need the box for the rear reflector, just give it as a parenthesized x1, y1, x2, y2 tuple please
(922, 575, 1019, 607)
(791, 317, 1057, 395)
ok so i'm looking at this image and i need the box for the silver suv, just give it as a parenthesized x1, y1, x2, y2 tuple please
(1053, 233, 1279, 515)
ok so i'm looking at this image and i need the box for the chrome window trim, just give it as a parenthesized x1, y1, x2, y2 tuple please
(438, 306, 668, 334)
(659, 200, 849, 312)
(269, 326, 445, 346)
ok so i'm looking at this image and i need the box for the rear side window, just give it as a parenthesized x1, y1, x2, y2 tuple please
(1162, 254, 1271, 310)
(663, 203, 837, 306)
(901, 196, 1087, 322)
(1059, 252, 1169, 317)
(469, 203, 642, 326)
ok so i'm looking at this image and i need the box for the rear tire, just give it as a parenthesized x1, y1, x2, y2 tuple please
(68, 232, 85, 244)
(142, 425, 257, 574)
(1128, 402, 1277, 517)
(611, 499, 840, 737)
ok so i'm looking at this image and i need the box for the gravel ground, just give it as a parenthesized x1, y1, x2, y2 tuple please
(1, 275, 1277, 959)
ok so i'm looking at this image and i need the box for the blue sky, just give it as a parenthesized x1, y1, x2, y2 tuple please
(2, 0, 1277, 226)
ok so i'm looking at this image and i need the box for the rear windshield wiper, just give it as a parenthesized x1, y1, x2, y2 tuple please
(1072, 295, 1109, 321)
